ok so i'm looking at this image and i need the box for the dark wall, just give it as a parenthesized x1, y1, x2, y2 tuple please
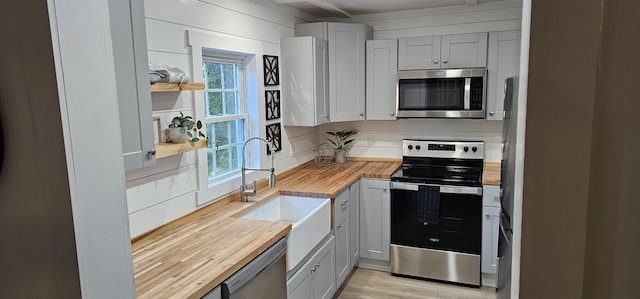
(582, 0, 640, 298)
(522, 0, 640, 298)
(0, 2, 82, 298)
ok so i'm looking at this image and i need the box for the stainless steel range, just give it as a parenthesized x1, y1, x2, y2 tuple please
(390, 140, 484, 286)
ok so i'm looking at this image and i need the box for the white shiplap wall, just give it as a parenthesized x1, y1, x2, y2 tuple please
(126, 0, 318, 238)
(320, 0, 523, 163)
(127, 0, 524, 238)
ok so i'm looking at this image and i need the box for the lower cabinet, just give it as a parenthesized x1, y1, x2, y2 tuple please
(359, 179, 390, 261)
(201, 285, 220, 299)
(287, 236, 336, 299)
(481, 185, 501, 287)
(349, 180, 360, 268)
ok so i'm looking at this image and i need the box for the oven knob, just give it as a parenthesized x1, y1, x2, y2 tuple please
(463, 146, 469, 152)
(415, 145, 421, 150)
(472, 146, 478, 152)
(407, 145, 413, 150)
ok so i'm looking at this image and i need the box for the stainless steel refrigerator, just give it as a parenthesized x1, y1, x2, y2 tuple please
(497, 76, 519, 299)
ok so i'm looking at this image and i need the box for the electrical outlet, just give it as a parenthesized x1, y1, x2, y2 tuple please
(289, 144, 294, 157)
(367, 135, 376, 146)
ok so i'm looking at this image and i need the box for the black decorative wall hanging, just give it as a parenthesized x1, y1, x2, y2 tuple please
(265, 90, 281, 120)
(265, 123, 282, 154)
(263, 55, 280, 86)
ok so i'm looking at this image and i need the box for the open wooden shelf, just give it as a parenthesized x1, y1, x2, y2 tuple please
(150, 82, 205, 92)
(155, 140, 207, 159)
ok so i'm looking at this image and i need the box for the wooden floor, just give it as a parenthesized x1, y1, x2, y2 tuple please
(335, 268, 497, 299)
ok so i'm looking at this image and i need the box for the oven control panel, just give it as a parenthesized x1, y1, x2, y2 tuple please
(402, 140, 484, 159)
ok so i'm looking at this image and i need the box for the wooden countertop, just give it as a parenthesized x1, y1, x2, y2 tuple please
(132, 160, 401, 299)
(132, 159, 500, 298)
(483, 162, 501, 186)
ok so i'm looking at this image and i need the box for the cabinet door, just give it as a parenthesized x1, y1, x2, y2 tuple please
(481, 206, 501, 275)
(281, 37, 329, 126)
(366, 39, 398, 120)
(313, 236, 336, 299)
(349, 181, 360, 267)
(398, 36, 441, 70)
(441, 33, 488, 68)
(287, 255, 313, 299)
(486, 31, 520, 120)
(328, 23, 369, 122)
(108, 0, 156, 171)
(201, 285, 221, 299)
(334, 212, 350, 287)
(360, 179, 390, 261)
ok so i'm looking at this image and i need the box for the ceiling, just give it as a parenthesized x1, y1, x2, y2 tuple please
(272, 0, 508, 18)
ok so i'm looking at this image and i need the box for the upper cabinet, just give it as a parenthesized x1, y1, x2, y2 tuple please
(398, 33, 488, 70)
(281, 36, 329, 127)
(295, 22, 372, 122)
(366, 39, 398, 121)
(108, 0, 156, 171)
(486, 31, 521, 120)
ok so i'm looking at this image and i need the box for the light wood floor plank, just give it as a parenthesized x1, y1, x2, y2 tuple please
(336, 268, 496, 299)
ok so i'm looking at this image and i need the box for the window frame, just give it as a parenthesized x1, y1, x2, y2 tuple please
(188, 30, 266, 206)
(201, 56, 248, 181)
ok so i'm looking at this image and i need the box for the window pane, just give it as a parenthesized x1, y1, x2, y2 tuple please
(230, 119, 244, 144)
(208, 92, 223, 116)
(207, 151, 215, 177)
(225, 92, 238, 115)
(223, 64, 236, 89)
(231, 145, 241, 170)
(212, 122, 229, 146)
(216, 148, 230, 175)
(204, 63, 222, 89)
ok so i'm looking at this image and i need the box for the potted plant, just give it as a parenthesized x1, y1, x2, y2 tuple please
(326, 130, 356, 164)
(168, 112, 206, 147)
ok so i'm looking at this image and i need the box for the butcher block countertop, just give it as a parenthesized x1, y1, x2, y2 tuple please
(131, 160, 401, 299)
(131, 159, 500, 299)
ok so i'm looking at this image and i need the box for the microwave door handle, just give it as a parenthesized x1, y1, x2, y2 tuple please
(464, 77, 471, 110)
(390, 182, 482, 195)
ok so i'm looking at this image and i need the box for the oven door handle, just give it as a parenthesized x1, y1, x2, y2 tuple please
(390, 182, 482, 195)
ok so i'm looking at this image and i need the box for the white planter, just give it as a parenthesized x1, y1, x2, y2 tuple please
(168, 127, 189, 143)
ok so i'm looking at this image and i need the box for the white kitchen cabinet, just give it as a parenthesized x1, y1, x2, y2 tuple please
(360, 179, 390, 261)
(334, 193, 350, 287)
(486, 31, 521, 120)
(281, 36, 329, 126)
(482, 206, 501, 275)
(366, 39, 398, 120)
(482, 185, 501, 285)
(200, 285, 220, 299)
(398, 33, 488, 70)
(334, 181, 360, 288)
(108, 0, 156, 171)
(287, 236, 336, 299)
(295, 22, 372, 122)
(349, 180, 360, 268)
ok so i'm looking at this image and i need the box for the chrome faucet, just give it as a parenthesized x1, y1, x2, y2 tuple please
(240, 137, 276, 202)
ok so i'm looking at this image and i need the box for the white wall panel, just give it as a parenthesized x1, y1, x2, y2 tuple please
(127, 164, 198, 214)
(128, 192, 197, 238)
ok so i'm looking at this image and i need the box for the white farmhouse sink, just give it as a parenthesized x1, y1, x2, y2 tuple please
(241, 195, 331, 271)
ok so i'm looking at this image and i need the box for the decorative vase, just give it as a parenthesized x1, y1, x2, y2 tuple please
(334, 149, 348, 164)
(168, 127, 189, 143)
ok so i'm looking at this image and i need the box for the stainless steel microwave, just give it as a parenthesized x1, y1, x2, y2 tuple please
(396, 68, 487, 118)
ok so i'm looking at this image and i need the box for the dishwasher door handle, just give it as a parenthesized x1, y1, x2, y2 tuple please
(390, 182, 482, 195)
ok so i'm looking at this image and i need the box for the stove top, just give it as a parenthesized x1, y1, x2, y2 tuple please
(392, 140, 484, 186)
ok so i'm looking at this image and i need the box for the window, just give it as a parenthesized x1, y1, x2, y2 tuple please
(202, 58, 247, 180)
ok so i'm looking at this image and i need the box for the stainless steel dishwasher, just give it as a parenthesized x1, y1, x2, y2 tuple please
(221, 238, 287, 299)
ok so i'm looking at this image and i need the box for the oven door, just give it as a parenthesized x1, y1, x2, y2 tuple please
(390, 182, 482, 254)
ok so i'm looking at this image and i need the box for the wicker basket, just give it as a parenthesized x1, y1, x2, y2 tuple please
(313, 144, 335, 166)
